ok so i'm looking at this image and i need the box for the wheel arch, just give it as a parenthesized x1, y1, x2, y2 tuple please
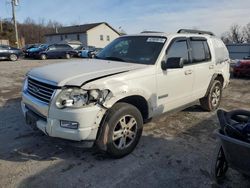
(96, 95, 148, 152)
(115, 95, 149, 121)
(9, 53, 18, 60)
(205, 73, 224, 96)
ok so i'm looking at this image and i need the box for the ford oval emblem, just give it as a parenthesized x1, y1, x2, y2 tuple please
(32, 86, 40, 93)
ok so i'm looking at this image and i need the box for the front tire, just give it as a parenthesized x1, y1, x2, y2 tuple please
(9, 54, 18, 61)
(200, 80, 222, 112)
(97, 103, 143, 158)
(40, 54, 47, 60)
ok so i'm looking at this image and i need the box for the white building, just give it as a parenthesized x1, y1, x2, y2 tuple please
(44, 22, 120, 48)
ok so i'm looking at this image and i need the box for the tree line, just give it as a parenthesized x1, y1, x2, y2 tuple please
(221, 23, 250, 44)
(0, 17, 62, 47)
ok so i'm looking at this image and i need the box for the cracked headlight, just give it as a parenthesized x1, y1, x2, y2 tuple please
(56, 88, 109, 109)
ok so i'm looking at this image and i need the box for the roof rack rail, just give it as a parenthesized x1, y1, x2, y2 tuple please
(141, 30, 163, 33)
(177, 29, 215, 36)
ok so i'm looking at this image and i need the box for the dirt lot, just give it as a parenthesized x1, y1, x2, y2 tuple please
(0, 59, 250, 188)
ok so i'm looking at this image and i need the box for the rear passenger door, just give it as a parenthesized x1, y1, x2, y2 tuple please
(188, 37, 214, 99)
(46, 45, 56, 58)
(54, 44, 64, 58)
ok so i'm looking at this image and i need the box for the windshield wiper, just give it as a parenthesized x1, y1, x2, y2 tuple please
(104, 56, 126, 62)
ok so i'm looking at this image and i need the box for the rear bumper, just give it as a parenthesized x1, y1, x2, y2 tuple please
(21, 91, 105, 142)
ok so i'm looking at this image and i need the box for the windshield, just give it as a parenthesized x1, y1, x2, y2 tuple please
(97, 36, 166, 65)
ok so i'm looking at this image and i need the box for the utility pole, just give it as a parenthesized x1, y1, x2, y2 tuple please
(0, 18, 3, 32)
(11, 0, 19, 48)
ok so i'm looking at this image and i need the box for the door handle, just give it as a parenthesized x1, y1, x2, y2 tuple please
(184, 70, 193, 75)
(209, 65, 215, 69)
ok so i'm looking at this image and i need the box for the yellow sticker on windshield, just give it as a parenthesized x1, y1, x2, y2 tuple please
(147, 38, 166, 43)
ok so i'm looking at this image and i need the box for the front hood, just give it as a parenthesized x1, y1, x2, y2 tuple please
(28, 59, 147, 86)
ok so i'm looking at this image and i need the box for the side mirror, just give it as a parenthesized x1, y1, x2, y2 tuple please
(161, 57, 184, 70)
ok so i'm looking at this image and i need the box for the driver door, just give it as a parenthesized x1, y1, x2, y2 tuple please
(156, 37, 195, 112)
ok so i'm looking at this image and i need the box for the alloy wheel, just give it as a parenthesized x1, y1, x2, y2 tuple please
(112, 115, 137, 149)
(211, 85, 221, 107)
(10, 54, 17, 61)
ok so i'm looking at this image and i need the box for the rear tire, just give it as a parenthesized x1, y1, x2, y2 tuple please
(200, 80, 222, 111)
(9, 54, 18, 61)
(65, 53, 71, 59)
(96, 102, 143, 158)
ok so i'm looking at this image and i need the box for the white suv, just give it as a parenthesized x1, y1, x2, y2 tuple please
(21, 29, 230, 158)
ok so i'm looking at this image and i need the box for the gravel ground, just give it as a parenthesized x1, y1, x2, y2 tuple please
(0, 59, 250, 188)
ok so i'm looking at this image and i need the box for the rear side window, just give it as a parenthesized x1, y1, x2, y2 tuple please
(166, 39, 189, 64)
(190, 40, 211, 63)
(0, 45, 9, 49)
(57, 44, 72, 50)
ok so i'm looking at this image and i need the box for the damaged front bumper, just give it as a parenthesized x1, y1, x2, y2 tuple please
(21, 90, 106, 142)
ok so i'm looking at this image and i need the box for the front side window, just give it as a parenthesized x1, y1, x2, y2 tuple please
(166, 39, 189, 64)
(97, 36, 166, 65)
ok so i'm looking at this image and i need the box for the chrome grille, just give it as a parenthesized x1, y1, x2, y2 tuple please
(27, 77, 57, 103)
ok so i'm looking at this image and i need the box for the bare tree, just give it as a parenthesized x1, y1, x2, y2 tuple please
(243, 23, 250, 43)
(0, 17, 63, 46)
(221, 24, 244, 44)
(229, 24, 244, 43)
(221, 32, 231, 44)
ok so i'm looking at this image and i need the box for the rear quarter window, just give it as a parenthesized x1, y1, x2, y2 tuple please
(212, 38, 229, 63)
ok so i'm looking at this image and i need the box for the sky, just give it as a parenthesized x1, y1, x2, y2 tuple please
(1, 0, 250, 36)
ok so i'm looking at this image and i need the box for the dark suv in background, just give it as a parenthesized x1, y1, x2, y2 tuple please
(25, 44, 48, 58)
(38, 44, 77, 60)
(0, 45, 24, 61)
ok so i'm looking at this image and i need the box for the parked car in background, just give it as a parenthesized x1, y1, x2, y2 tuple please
(91, 48, 103, 57)
(0, 45, 24, 61)
(244, 56, 250, 60)
(73, 45, 86, 57)
(26, 44, 48, 58)
(23, 44, 41, 56)
(233, 59, 250, 77)
(37, 44, 76, 60)
(79, 46, 103, 58)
